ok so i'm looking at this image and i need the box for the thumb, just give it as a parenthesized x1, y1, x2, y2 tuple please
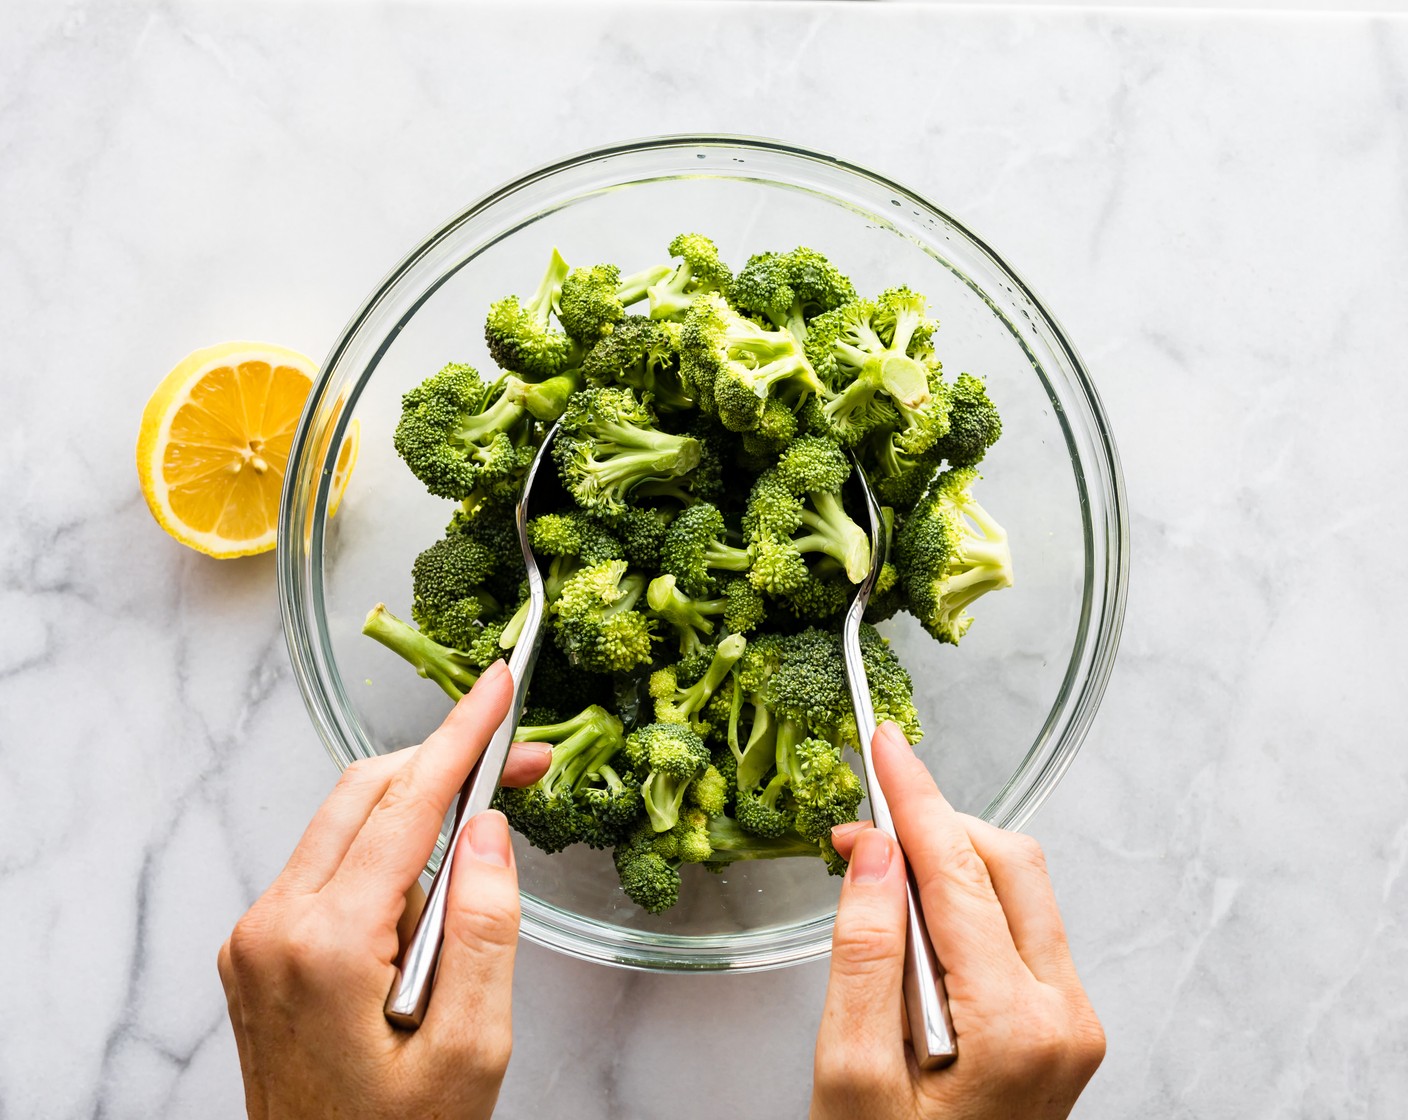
(814, 828, 910, 1093)
(420, 810, 520, 1062)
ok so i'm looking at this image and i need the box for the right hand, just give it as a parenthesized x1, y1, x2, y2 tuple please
(810, 722, 1105, 1120)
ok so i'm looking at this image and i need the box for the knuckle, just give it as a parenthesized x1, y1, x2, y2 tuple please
(1007, 831, 1049, 874)
(448, 895, 521, 953)
(918, 841, 994, 901)
(375, 775, 439, 824)
(338, 757, 382, 788)
(813, 1045, 888, 1100)
(227, 913, 272, 972)
(831, 919, 902, 980)
(1071, 1009, 1108, 1077)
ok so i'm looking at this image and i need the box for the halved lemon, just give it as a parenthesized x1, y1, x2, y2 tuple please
(137, 342, 357, 558)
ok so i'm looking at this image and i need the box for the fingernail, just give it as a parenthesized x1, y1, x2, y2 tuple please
(831, 820, 868, 844)
(517, 741, 552, 763)
(876, 721, 912, 754)
(479, 659, 508, 683)
(848, 828, 893, 884)
(466, 811, 511, 868)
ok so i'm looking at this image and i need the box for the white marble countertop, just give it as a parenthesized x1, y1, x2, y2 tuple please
(4, 2, 1407, 1117)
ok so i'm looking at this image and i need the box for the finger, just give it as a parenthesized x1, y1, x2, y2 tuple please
(276, 737, 545, 896)
(871, 722, 1023, 984)
(814, 828, 911, 1101)
(329, 661, 514, 907)
(500, 741, 552, 788)
(217, 939, 259, 1110)
(960, 814, 1082, 991)
(830, 819, 872, 859)
(420, 809, 519, 1073)
(276, 748, 415, 892)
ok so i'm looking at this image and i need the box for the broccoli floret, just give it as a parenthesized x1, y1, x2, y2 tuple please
(649, 632, 748, 732)
(646, 233, 734, 321)
(393, 365, 537, 501)
(720, 577, 767, 634)
(743, 467, 871, 591)
(646, 573, 731, 657)
(484, 248, 579, 377)
(729, 247, 857, 342)
(558, 262, 674, 344)
(550, 559, 655, 673)
(581, 316, 695, 412)
(680, 294, 829, 434)
(600, 504, 674, 569)
(861, 430, 944, 513)
(659, 502, 755, 597)
(894, 467, 1014, 644)
(361, 604, 480, 701)
(803, 290, 944, 447)
(553, 386, 702, 515)
(622, 722, 711, 833)
(688, 763, 730, 816)
(858, 623, 923, 741)
(780, 736, 864, 845)
(496, 705, 631, 853)
(409, 532, 499, 651)
(933, 372, 1003, 468)
(528, 509, 624, 566)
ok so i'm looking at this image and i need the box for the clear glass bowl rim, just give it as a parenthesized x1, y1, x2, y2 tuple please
(278, 134, 1130, 973)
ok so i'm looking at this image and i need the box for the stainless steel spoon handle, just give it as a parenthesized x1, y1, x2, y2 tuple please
(843, 652, 958, 1070)
(383, 625, 543, 1028)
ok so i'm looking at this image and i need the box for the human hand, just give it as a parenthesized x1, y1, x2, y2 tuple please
(217, 660, 550, 1120)
(811, 722, 1105, 1120)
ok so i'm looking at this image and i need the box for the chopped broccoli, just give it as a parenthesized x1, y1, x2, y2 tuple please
(580, 315, 694, 411)
(680, 294, 829, 433)
(409, 532, 499, 651)
(623, 722, 711, 833)
(647, 573, 729, 657)
(495, 705, 632, 852)
(933, 372, 1003, 468)
(646, 233, 734, 321)
(730, 246, 857, 342)
(553, 386, 702, 515)
(361, 604, 479, 700)
(558, 262, 674, 343)
(803, 289, 944, 447)
(484, 247, 579, 377)
(894, 467, 1014, 644)
(550, 559, 655, 673)
(649, 632, 748, 732)
(659, 502, 755, 598)
(743, 466, 871, 591)
(392, 365, 534, 501)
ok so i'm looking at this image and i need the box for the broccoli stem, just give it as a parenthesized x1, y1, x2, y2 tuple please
(526, 247, 570, 322)
(733, 698, 777, 792)
(704, 815, 822, 862)
(794, 491, 871, 582)
(509, 370, 580, 421)
(362, 604, 478, 701)
(618, 264, 673, 307)
(643, 772, 690, 833)
(588, 445, 701, 489)
(453, 386, 528, 446)
(704, 540, 754, 572)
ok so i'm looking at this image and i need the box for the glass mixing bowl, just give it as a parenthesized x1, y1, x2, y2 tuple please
(278, 136, 1128, 972)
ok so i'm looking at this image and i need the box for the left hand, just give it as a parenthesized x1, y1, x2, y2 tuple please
(217, 660, 550, 1120)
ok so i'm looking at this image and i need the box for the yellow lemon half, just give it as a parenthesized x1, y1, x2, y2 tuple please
(137, 342, 356, 558)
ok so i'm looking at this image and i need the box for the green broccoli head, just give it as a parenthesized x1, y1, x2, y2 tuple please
(527, 509, 624, 565)
(392, 365, 537, 500)
(729, 246, 857, 340)
(553, 386, 702, 515)
(623, 722, 712, 833)
(679, 294, 829, 434)
(409, 532, 499, 650)
(803, 289, 947, 449)
(743, 467, 871, 590)
(646, 233, 734, 321)
(648, 632, 748, 733)
(895, 467, 1014, 644)
(934, 372, 1003, 468)
(495, 704, 629, 853)
(484, 248, 581, 377)
(659, 502, 755, 598)
(550, 559, 656, 673)
(580, 315, 693, 411)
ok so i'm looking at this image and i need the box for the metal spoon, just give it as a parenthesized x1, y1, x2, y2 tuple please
(384, 423, 560, 1028)
(842, 458, 958, 1069)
